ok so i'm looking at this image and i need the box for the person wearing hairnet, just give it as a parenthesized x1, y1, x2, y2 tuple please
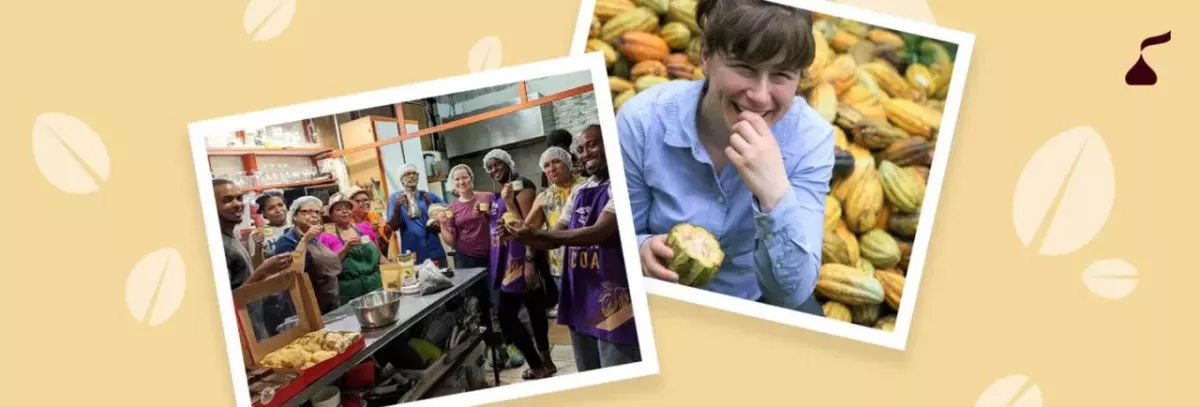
(503, 124, 642, 371)
(541, 129, 579, 188)
(271, 196, 344, 313)
(521, 146, 586, 320)
(485, 148, 556, 379)
(321, 193, 385, 304)
(385, 163, 448, 265)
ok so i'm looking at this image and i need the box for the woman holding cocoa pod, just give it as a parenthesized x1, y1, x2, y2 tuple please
(618, 0, 830, 315)
(483, 148, 556, 380)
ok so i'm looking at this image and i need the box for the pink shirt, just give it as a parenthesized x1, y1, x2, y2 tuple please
(448, 192, 493, 259)
(317, 222, 378, 253)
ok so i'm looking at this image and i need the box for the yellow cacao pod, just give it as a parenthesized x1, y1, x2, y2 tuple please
(882, 98, 934, 139)
(587, 39, 618, 67)
(875, 315, 896, 332)
(905, 63, 936, 98)
(839, 85, 875, 107)
(823, 301, 853, 323)
(590, 16, 602, 39)
(881, 137, 933, 168)
(659, 22, 692, 51)
(859, 229, 902, 269)
(595, 0, 636, 22)
(601, 7, 659, 43)
(822, 54, 859, 94)
(829, 30, 859, 53)
(630, 60, 668, 81)
(874, 269, 905, 310)
(831, 153, 874, 202)
(663, 53, 696, 79)
(823, 195, 842, 231)
(816, 264, 886, 306)
(614, 89, 637, 111)
(854, 100, 887, 122)
(853, 118, 910, 151)
(808, 27, 832, 80)
(919, 40, 953, 76)
(635, 75, 670, 92)
(615, 31, 670, 63)
(833, 126, 849, 150)
(886, 211, 919, 238)
(810, 82, 838, 123)
(873, 203, 891, 231)
(908, 165, 929, 184)
(851, 304, 882, 326)
(836, 19, 870, 38)
(685, 36, 702, 65)
(866, 28, 904, 48)
(861, 61, 925, 102)
(609, 76, 635, 94)
(822, 222, 860, 266)
(635, 0, 669, 14)
(857, 257, 875, 276)
(878, 160, 925, 214)
(842, 166, 884, 234)
(854, 67, 887, 102)
(667, 0, 700, 34)
(897, 239, 913, 273)
(846, 41, 878, 66)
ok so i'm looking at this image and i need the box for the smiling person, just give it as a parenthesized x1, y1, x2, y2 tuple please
(522, 146, 586, 319)
(385, 163, 448, 265)
(272, 196, 343, 314)
(213, 180, 293, 290)
(504, 125, 641, 371)
(347, 187, 388, 250)
(321, 193, 384, 305)
(617, 0, 831, 316)
(252, 189, 290, 257)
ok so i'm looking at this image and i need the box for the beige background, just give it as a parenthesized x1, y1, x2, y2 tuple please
(1, 0, 1194, 405)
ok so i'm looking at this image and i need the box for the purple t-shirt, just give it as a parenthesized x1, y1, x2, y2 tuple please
(489, 191, 530, 294)
(557, 179, 638, 346)
(448, 192, 493, 259)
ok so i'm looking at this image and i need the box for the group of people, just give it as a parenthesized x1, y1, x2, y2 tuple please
(214, 123, 640, 384)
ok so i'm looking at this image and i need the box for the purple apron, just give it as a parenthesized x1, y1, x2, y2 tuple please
(489, 191, 528, 294)
(557, 181, 638, 346)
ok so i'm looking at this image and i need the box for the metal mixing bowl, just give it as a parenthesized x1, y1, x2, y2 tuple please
(350, 290, 404, 329)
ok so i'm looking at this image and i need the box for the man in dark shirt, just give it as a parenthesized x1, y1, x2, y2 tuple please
(213, 179, 292, 290)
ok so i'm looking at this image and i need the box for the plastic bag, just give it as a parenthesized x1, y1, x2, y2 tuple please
(416, 259, 453, 295)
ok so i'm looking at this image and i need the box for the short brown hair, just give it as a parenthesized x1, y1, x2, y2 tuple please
(696, 0, 816, 73)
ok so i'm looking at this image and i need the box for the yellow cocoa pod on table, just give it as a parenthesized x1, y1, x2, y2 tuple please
(905, 63, 936, 98)
(834, 103, 865, 133)
(883, 98, 941, 139)
(875, 315, 896, 332)
(667, 0, 700, 34)
(855, 67, 887, 101)
(874, 269, 905, 310)
(808, 27, 832, 79)
(836, 19, 870, 38)
(886, 211, 919, 238)
(839, 85, 875, 107)
(615, 31, 670, 63)
(853, 100, 887, 122)
(816, 264, 886, 306)
(823, 301, 853, 323)
(596, 0, 637, 22)
(866, 28, 904, 48)
(829, 29, 859, 53)
(635, 0, 669, 14)
(600, 7, 659, 43)
(663, 53, 696, 79)
(635, 75, 670, 92)
(861, 61, 926, 102)
(860, 229, 901, 269)
(630, 60, 668, 81)
(609, 76, 635, 95)
(685, 37, 702, 65)
(878, 160, 925, 214)
(851, 304, 882, 326)
(824, 195, 842, 231)
(881, 137, 933, 167)
(659, 22, 692, 51)
(842, 165, 883, 234)
(810, 82, 839, 123)
(857, 258, 875, 275)
(614, 89, 637, 111)
(587, 39, 618, 67)
(831, 153, 874, 202)
(822, 222, 860, 266)
(822, 54, 859, 94)
(853, 119, 910, 150)
(833, 126, 849, 150)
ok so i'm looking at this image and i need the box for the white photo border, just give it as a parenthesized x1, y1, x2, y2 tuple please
(568, 0, 976, 351)
(188, 51, 660, 407)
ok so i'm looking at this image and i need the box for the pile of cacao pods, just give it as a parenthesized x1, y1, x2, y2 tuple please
(586, 0, 958, 332)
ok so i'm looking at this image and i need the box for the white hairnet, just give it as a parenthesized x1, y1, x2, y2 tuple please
(398, 163, 419, 177)
(326, 192, 353, 214)
(482, 149, 515, 171)
(287, 196, 324, 227)
(449, 164, 474, 181)
(346, 186, 371, 201)
(539, 146, 573, 173)
(261, 188, 285, 198)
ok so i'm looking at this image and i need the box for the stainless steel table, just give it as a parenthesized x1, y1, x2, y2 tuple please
(276, 267, 491, 407)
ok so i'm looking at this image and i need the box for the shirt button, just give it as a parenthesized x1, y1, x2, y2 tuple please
(764, 233, 774, 240)
(717, 196, 725, 204)
(758, 218, 769, 226)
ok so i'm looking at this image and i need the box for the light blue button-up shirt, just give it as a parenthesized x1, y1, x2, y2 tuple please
(618, 79, 835, 310)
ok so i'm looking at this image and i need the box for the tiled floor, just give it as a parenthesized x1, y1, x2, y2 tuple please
(485, 321, 578, 386)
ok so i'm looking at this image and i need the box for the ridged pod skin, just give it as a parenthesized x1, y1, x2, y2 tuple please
(614, 89, 637, 111)
(882, 98, 940, 139)
(666, 0, 700, 34)
(896, 238, 913, 273)
(817, 264, 886, 306)
(822, 54, 859, 94)
(609, 77, 635, 95)
(615, 31, 670, 63)
(851, 304, 882, 326)
(845, 41, 878, 66)
(839, 85, 875, 107)
(878, 160, 925, 214)
(874, 269, 905, 310)
(630, 60, 668, 81)
(909, 166, 930, 184)
(601, 7, 659, 43)
(587, 39, 618, 67)
(861, 61, 926, 102)
(823, 301, 853, 323)
(833, 127, 850, 150)
(873, 204, 891, 231)
(665, 223, 725, 288)
(834, 103, 865, 135)
(887, 211, 920, 238)
(829, 29, 859, 53)
(590, 16, 602, 39)
(866, 28, 904, 48)
(836, 19, 870, 38)
(905, 63, 936, 97)
(854, 119, 910, 150)
(659, 22, 692, 51)
(875, 315, 896, 332)
(595, 0, 636, 22)
(635, 0, 669, 14)
(823, 195, 842, 231)
(842, 165, 884, 233)
(859, 229, 901, 269)
(881, 137, 933, 167)
(635, 75, 670, 92)
(822, 222, 860, 266)
(831, 154, 874, 203)
(663, 53, 696, 79)
(810, 82, 839, 123)
(685, 37, 702, 65)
